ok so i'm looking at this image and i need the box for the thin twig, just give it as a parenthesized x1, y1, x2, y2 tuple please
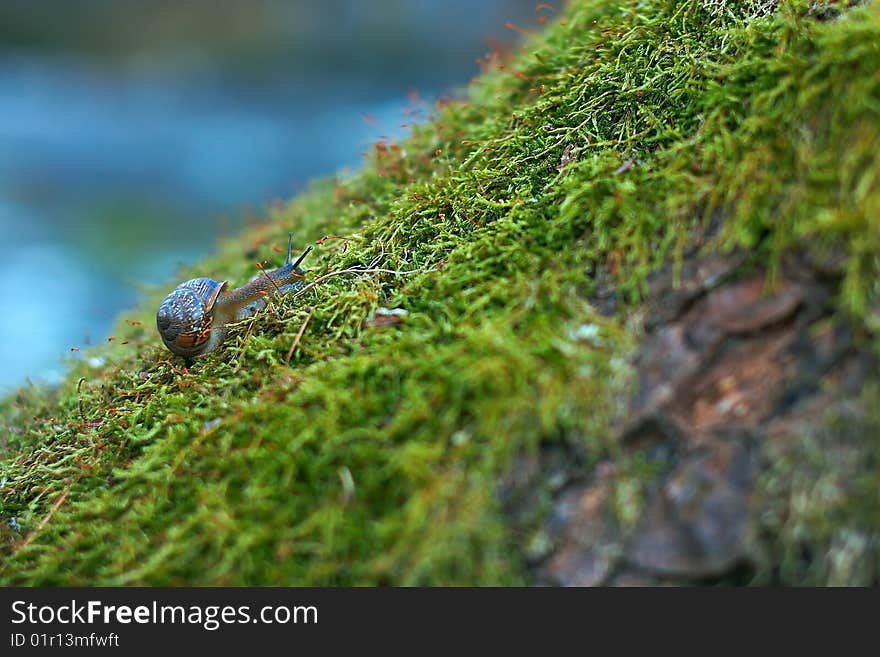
(19, 488, 71, 550)
(77, 378, 87, 422)
(234, 310, 263, 371)
(285, 308, 314, 365)
(256, 263, 284, 296)
(291, 251, 424, 300)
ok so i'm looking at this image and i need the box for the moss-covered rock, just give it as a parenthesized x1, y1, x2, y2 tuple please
(1, 0, 878, 585)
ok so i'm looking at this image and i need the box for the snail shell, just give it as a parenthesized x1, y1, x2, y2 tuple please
(156, 278, 227, 357)
(156, 236, 312, 358)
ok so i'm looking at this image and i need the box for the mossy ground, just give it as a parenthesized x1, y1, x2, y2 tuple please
(1, 0, 878, 585)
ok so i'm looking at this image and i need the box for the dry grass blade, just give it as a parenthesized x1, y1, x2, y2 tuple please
(285, 308, 314, 365)
(292, 250, 425, 300)
(19, 488, 71, 551)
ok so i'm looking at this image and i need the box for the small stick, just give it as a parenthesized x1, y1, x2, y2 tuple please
(291, 249, 423, 300)
(257, 264, 284, 297)
(291, 266, 423, 299)
(234, 311, 262, 370)
(77, 378, 87, 422)
(285, 308, 313, 365)
(19, 488, 71, 550)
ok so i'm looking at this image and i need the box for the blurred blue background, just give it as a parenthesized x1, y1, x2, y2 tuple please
(0, 0, 539, 391)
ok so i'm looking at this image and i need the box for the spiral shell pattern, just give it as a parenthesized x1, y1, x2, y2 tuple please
(156, 277, 226, 357)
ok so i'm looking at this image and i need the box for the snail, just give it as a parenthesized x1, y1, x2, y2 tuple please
(156, 234, 312, 357)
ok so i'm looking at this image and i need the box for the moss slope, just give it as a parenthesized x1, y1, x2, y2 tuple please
(1, 0, 878, 585)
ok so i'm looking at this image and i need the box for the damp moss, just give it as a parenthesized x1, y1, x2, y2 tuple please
(1, 0, 878, 585)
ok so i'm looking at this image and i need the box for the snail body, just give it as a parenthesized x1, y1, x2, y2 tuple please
(156, 235, 312, 358)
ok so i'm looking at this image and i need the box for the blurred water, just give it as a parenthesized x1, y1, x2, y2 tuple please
(0, 0, 537, 392)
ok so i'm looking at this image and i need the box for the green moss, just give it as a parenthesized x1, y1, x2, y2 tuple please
(753, 384, 880, 586)
(1, 0, 879, 584)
